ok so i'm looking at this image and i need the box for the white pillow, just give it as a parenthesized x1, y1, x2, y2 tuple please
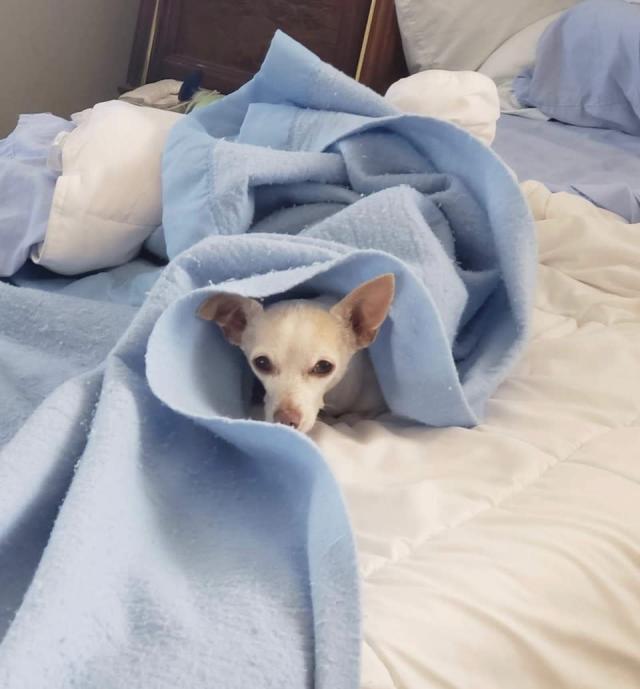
(395, 0, 579, 73)
(385, 70, 500, 145)
(32, 101, 181, 275)
(479, 11, 565, 83)
(478, 10, 566, 112)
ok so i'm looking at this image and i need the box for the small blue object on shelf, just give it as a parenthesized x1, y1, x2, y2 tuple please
(178, 70, 203, 102)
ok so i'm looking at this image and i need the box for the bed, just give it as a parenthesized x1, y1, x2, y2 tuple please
(1, 1, 639, 688)
(494, 115, 640, 223)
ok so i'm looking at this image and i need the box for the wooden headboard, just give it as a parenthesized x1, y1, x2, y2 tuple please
(127, 0, 408, 96)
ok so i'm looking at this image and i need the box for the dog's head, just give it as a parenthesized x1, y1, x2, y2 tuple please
(197, 274, 395, 433)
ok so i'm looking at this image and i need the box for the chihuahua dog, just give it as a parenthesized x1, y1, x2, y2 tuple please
(197, 273, 395, 433)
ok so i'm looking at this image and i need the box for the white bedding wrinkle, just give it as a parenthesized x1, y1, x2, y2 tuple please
(32, 101, 181, 275)
(312, 182, 640, 689)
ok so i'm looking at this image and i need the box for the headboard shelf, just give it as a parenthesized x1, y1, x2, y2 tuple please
(127, 0, 408, 96)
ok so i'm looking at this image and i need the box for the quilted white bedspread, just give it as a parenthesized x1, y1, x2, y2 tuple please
(312, 182, 640, 689)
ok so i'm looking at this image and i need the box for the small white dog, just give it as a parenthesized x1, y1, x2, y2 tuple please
(197, 274, 395, 433)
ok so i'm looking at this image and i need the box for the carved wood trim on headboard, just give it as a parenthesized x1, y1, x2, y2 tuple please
(127, 0, 160, 89)
(127, 0, 408, 95)
(358, 0, 408, 94)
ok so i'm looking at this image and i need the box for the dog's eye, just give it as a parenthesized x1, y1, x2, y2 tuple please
(253, 356, 273, 373)
(311, 360, 334, 376)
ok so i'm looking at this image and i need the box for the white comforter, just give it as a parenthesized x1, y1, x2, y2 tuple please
(313, 182, 640, 689)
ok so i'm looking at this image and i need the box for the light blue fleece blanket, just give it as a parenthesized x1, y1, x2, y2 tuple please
(162, 32, 535, 427)
(0, 33, 534, 688)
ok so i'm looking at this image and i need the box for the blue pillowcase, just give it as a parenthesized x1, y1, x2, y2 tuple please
(515, 0, 640, 135)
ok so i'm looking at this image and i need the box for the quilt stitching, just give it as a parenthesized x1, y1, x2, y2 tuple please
(361, 413, 640, 582)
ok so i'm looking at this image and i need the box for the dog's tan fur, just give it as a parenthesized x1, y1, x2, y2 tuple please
(197, 274, 395, 433)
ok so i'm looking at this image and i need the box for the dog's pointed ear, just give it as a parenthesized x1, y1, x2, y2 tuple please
(331, 273, 395, 348)
(197, 293, 263, 345)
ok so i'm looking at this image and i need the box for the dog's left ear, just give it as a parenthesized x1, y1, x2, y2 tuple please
(197, 292, 263, 345)
(331, 273, 395, 348)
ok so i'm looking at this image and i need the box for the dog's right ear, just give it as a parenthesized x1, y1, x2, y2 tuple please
(331, 273, 395, 348)
(197, 293, 263, 345)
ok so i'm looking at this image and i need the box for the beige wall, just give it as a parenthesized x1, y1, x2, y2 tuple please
(0, 0, 140, 136)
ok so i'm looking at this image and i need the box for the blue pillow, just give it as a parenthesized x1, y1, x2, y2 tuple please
(514, 0, 640, 135)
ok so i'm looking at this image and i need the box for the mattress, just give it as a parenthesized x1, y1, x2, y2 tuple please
(312, 181, 640, 688)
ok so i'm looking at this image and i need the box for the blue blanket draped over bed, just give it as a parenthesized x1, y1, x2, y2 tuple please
(0, 33, 534, 688)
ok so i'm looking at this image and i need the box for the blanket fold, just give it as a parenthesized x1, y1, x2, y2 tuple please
(0, 32, 534, 689)
(162, 30, 535, 427)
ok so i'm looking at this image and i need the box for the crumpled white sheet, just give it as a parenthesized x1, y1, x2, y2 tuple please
(385, 70, 500, 145)
(32, 101, 181, 275)
(119, 79, 183, 108)
(312, 182, 640, 689)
